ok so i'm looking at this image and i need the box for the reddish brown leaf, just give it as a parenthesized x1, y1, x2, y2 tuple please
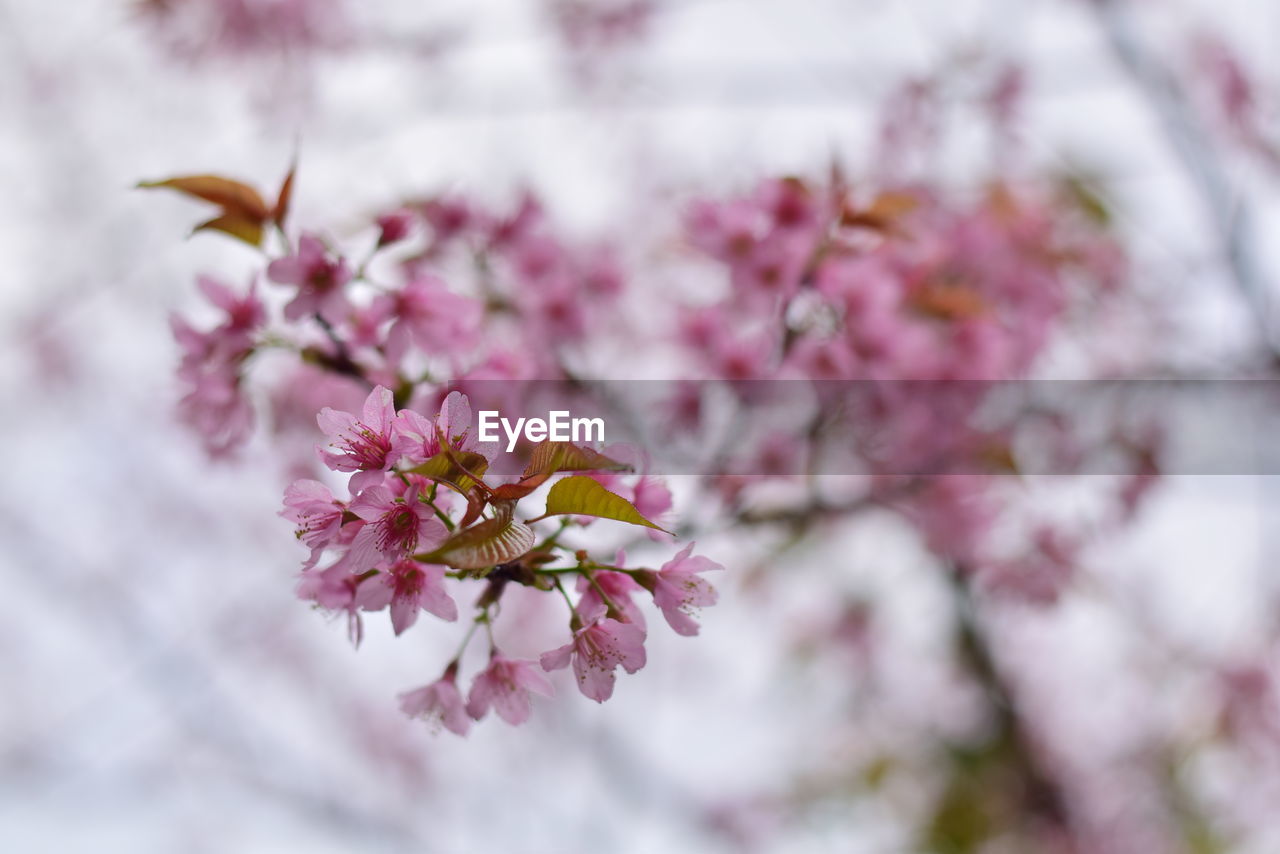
(138, 175, 270, 219)
(522, 441, 631, 479)
(423, 501, 534, 570)
(139, 174, 272, 247)
(192, 213, 264, 247)
(273, 161, 296, 227)
(491, 472, 552, 502)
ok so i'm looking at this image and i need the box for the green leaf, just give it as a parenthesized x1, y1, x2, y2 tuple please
(423, 502, 534, 570)
(537, 476, 669, 533)
(406, 450, 490, 495)
(523, 441, 632, 478)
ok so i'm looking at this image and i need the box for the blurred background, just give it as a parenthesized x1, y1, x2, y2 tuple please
(3, 0, 1280, 851)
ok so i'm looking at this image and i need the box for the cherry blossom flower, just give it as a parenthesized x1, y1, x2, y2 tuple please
(398, 668, 470, 736)
(317, 385, 398, 491)
(170, 276, 264, 456)
(466, 654, 554, 725)
(380, 275, 482, 362)
(296, 564, 392, 648)
(173, 362, 254, 457)
(377, 559, 457, 634)
(141, 0, 350, 59)
(392, 390, 495, 464)
(267, 233, 353, 324)
(630, 476, 673, 539)
(576, 561, 646, 628)
(375, 209, 416, 248)
(421, 195, 475, 245)
(636, 543, 724, 637)
(345, 483, 446, 572)
(540, 617, 647, 702)
(194, 274, 265, 343)
(280, 479, 347, 568)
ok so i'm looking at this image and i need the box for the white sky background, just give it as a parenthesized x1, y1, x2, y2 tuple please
(2, 0, 1280, 851)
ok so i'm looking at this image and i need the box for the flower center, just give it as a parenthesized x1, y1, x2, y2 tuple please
(341, 426, 391, 469)
(376, 506, 419, 555)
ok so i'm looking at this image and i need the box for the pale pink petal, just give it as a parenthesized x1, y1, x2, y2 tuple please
(349, 468, 389, 493)
(349, 485, 395, 520)
(514, 664, 555, 697)
(573, 652, 617, 703)
(418, 565, 457, 622)
(540, 642, 574, 672)
(316, 407, 357, 439)
(362, 385, 395, 433)
(390, 595, 419, 635)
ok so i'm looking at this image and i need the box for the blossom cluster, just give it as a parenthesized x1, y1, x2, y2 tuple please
(667, 175, 1151, 601)
(284, 384, 721, 733)
(156, 155, 1149, 737)
(155, 169, 721, 731)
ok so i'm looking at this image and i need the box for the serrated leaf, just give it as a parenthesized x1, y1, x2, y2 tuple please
(538, 475, 669, 532)
(490, 474, 551, 502)
(407, 450, 490, 495)
(424, 502, 534, 570)
(523, 441, 632, 478)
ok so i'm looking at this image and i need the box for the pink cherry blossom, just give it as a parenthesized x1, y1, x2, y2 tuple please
(638, 543, 724, 637)
(540, 617, 647, 702)
(345, 483, 446, 572)
(398, 668, 470, 736)
(173, 361, 254, 457)
(380, 275, 482, 362)
(142, 0, 349, 59)
(280, 479, 347, 568)
(192, 274, 265, 345)
(392, 390, 494, 464)
(465, 654, 554, 726)
(316, 385, 398, 491)
(575, 563, 646, 628)
(170, 275, 264, 457)
(630, 476, 673, 539)
(267, 233, 353, 324)
(296, 564, 392, 648)
(375, 209, 416, 247)
(421, 195, 475, 244)
(375, 559, 457, 634)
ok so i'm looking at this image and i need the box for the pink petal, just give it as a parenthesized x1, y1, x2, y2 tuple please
(610, 621, 648, 673)
(362, 385, 395, 433)
(573, 652, 616, 703)
(349, 485, 395, 520)
(418, 566, 457, 622)
(659, 603, 701, 637)
(540, 641, 574, 672)
(465, 674, 495, 720)
(390, 594, 419, 635)
(266, 256, 305, 285)
(491, 684, 533, 726)
(515, 664, 555, 697)
(349, 469, 389, 493)
(316, 407, 357, 439)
